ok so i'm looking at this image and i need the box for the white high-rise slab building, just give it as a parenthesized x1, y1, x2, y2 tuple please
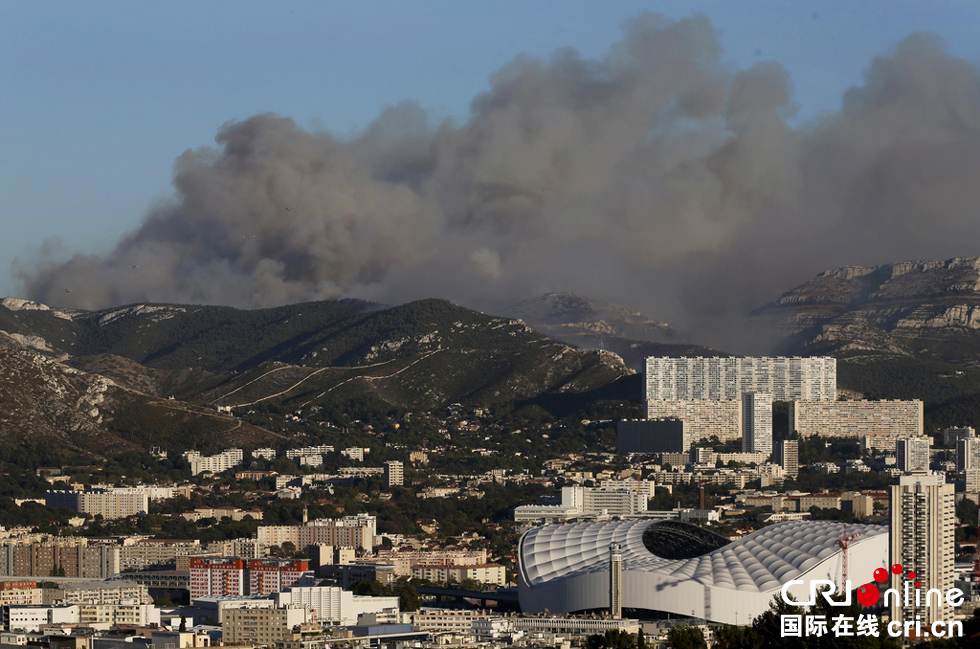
(957, 435, 980, 472)
(896, 437, 931, 472)
(741, 392, 773, 456)
(889, 471, 955, 627)
(644, 356, 836, 402)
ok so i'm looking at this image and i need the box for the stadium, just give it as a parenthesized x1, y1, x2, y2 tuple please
(518, 520, 888, 624)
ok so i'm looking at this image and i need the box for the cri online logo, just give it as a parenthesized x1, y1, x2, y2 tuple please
(781, 562, 964, 609)
(856, 563, 913, 607)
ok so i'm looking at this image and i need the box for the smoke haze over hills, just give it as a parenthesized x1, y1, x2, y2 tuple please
(16, 13, 980, 350)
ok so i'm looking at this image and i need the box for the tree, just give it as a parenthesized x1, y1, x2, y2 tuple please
(179, 615, 187, 632)
(585, 629, 636, 649)
(281, 541, 297, 555)
(665, 625, 706, 649)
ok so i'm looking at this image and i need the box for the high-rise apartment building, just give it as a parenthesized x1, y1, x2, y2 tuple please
(247, 559, 311, 596)
(256, 515, 377, 553)
(774, 440, 799, 478)
(789, 400, 923, 451)
(644, 356, 836, 402)
(46, 489, 149, 520)
(896, 437, 931, 472)
(889, 472, 955, 627)
(967, 470, 980, 494)
(189, 558, 246, 601)
(184, 449, 244, 476)
(944, 427, 976, 445)
(384, 461, 404, 489)
(646, 400, 742, 447)
(741, 392, 773, 456)
(0, 540, 119, 579)
(957, 435, 980, 472)
(222, 607, 308, 645)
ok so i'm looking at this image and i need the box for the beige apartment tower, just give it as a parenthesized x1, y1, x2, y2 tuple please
(889, 471, 955, 627)
(384, 461, 404, 489)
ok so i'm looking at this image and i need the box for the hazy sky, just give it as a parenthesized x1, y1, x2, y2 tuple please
(3, 0, 980, 303)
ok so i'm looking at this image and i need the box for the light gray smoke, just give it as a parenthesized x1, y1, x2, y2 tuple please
(17, 16, 980, 349)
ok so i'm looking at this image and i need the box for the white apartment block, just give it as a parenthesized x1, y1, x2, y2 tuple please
(78, 603, 160, 627)
(561, 486, 647, 517)
(411, 564, 506, 586)
(47, 580, 150, 605)
(256, 515, 377, 552)
(252, 448, 277, 461)
(413, 608, 485, 633)
(4, 605, 78, 632)
(889, 472, 955, 627)
(958, 436, 980, 472)
(221, 606, 308, 645)
(774, 440, 799, 478)
(896, 437, 931, 472)
(0, 583, 41, 606)
(741, 392, 773, 456)
(184, 448, 244, 476)
(384, 461, 404, 488)
(646, 399, 742, 447)
(967, 469, 980, 494)
(285, 446, 334, 459)
(272, 586, 399, 626)
(645, 356, 836, 402)
(341, 447, 365, 461)
(46, 489, 149, 520)
(789, 400, 923, 451)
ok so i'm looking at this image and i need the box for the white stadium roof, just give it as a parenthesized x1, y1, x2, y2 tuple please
(519, 519, 888, 624)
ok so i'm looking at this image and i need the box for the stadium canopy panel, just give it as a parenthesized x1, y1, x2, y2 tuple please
(518, 520, 888, 625)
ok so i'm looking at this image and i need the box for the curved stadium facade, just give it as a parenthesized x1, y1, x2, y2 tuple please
(519, 520, 888, 625)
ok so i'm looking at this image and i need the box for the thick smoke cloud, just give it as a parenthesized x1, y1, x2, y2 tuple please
(17, 15, 980, 350)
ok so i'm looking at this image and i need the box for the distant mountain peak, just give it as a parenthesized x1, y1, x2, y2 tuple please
(754, 256, 980, 361)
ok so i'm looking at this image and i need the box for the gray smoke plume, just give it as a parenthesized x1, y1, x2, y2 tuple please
(16, 15, 980, 349)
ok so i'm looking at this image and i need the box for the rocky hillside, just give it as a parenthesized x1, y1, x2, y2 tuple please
(0, 347, 281, 460)
(753, 257, 980, 363)
(506, 292, 721, 370)
(0, 297, 635, 458)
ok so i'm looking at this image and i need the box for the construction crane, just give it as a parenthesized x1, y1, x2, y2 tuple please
(836, 524, 863, 592)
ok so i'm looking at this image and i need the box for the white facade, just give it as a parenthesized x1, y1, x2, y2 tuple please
(561, 486, 647, 517)
(384, 461, 404, 488)
(645, 356, 836, 402)
(285, 446, 334, 459)
(184, 449, 244, 476)
(774, 440, 799, 478)
(4, 605, 79, 632)
(741, 392, 772, 456)
(896, 437, 931, 472)
(519, 520, 888, 625)
(272, 586, 399, 626)
(252, 448, 277, 461)
(957, 436, 980, 472)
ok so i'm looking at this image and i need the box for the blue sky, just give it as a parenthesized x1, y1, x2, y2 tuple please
(2, 0, 979, 299)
